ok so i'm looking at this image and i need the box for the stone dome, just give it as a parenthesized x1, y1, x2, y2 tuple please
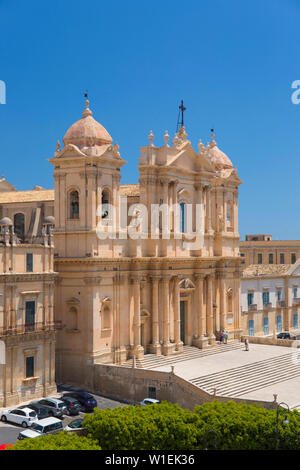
(63, 99, 112, 148)
(207, 140, 233, 170)
(0, 217, 13, 226)
(44, 215, 55, 224)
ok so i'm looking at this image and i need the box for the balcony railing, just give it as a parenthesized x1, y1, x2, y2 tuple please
(293, 298, 300, 306)
(277, 300, 286, 307)
(263, 302, 273, 310)
(248, 304, 257, 311)
(0, 321, 63, 337)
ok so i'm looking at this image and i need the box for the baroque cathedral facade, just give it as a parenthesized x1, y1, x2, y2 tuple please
(0, 99, 242, 401)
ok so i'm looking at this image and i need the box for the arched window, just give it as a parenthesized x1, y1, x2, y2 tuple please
(69, 190, 79, 219)
(14, 213, 25, 240)
(68, 307, 78, 330)
(101, 190, 110, 219)
(180, 202, 186, 233)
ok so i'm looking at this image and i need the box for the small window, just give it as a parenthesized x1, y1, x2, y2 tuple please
(148, 386, 157, 399)
(247, 292, 254, 306)
(25, 301, 35, 331)
(180, 202, 186, 233)
(277, 289, 282, 302)
(26, 253, 33, 272)
(268, 253, 274, 264)
(70, 190, 79, 219)
(257, 253, 262, 264)
(279, 253, 285, 264)
(101, 190, 110, 219)
(262, 291, 270, 305)
(291, 253, 296, 264)
(293, 287, 298, 300)
(14, 213, 25, 240)
(240, 253, 245, 257)
(26, 356, 34, 378)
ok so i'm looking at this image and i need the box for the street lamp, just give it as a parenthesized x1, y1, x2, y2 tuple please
(203, 429, 220, 450)
(276, 402, 290, 450)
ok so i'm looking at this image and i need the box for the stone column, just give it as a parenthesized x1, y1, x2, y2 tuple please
(206, 273, 216, 344)
(205, 185, 212, 233)
(173, 276, 183, 352)
(149, 276, 161, 355)
(219, 274, 226, 331)
(161, 276, 174, 355)
(131, 276, 144, 359)
(193, 274, 208, 348)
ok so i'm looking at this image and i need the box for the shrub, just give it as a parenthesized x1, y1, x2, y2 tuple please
(193, 401, 300, 450)
(13, 431, 101, 450)
(83, 402, 199, 450)
(83, 400, 300, 450)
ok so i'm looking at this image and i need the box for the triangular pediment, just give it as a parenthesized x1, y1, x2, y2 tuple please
(167, 144, 214, 173)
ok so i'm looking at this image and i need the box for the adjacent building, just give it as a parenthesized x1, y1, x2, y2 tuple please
(241, 261, 300, 337)
(0, 193, 58, 407)
(240, 235, 300, 267)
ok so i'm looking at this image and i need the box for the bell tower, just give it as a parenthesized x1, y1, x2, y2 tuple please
(49, 98, 126, 258)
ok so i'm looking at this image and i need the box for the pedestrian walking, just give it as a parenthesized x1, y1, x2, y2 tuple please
(224, 331, 228, 344)
(245, 337, 249, 351)
(219, 331, 223, 343)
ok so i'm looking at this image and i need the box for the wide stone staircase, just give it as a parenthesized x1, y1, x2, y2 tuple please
(189, 351, 299, 398)
(121, 341, 243, 369)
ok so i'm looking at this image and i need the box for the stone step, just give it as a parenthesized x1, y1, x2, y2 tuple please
(121, 342, 242, 369)
(189, 352, 299, 397)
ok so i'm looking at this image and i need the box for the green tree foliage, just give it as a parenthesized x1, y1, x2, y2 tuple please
(13, 431, 101, 450)
(194, 401, 300, 450)
(83, 402, 199, 450)
(83, 400, 300, 450)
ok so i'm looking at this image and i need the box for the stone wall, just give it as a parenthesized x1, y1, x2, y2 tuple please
(87, 363, 277, 411)
(241, 335, 300, 347)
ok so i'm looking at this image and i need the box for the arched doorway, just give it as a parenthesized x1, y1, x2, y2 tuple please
(140, 310, 151, 350)
(179, 278, 195, 345)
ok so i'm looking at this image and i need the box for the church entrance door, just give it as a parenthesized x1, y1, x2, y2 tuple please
(180, 301, 186, 343)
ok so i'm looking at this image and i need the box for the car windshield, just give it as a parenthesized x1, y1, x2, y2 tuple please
(69, 419, 83, 428)
(29, 411, 36, 417)
(58, 403, 65, 408)
(30, 423, 43, 433)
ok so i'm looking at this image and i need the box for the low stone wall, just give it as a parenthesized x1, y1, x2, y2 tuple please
(241, 335, 300, 347)
(89, 363, 277, 411)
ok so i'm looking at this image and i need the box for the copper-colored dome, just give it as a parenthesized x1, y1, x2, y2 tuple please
(63, 100, 112, 147)
(208, 142, 233, 170)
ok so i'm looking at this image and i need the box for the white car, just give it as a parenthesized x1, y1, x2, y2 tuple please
(1, 407, 38, 428)
(18, 417, 63, 439)
(140, 398, 161, 406)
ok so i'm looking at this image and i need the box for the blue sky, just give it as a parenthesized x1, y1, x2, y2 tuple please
(0, 0, 299, 240)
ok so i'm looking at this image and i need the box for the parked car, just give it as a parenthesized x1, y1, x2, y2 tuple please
(20, 403, 49, 420)
(18, 417, 63, 440)
(1, 407, 38, 428)
(32, 398, 67, 418)
(59, 396, 81, 416)
(61, 392, 97, 412)
(277, 332, 296, 340)
(64, 417, 85, 433)
(140, 398, 161, 406)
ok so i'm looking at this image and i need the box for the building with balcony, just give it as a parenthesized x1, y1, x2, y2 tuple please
(241, 262, 300, 337)
(0, 209, 58, 407)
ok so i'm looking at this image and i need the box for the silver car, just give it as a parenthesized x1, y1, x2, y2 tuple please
(32, 398, 67, 418)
